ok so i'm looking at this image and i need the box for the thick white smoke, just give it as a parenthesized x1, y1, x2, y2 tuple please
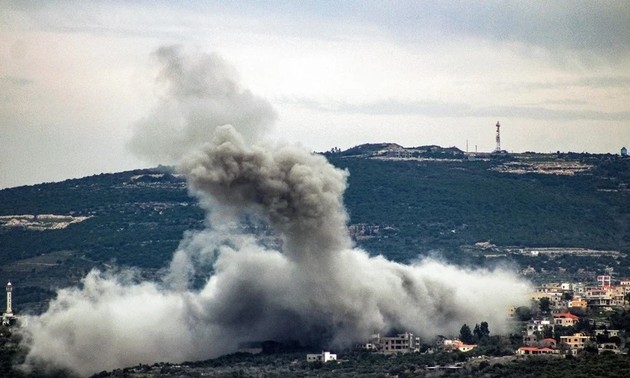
(127, 45, 276, 164)
(19, 48, 532, 376)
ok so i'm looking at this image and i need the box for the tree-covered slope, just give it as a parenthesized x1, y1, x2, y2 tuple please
(0, 151, 629, 310)
(331, 155, 630, 261)
(0, 168, 204, 269)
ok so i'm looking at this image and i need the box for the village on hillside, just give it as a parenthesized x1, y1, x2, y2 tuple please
(4, 273, 630, 362)
(330, 273, 630, 363)
(68, 273, 630, 377)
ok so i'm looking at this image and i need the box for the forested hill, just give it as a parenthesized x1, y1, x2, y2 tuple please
(327, 152, 630, 261)
(0, 149, 629, 311)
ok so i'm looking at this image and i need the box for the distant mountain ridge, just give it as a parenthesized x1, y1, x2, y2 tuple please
(331, 143, 464, 158)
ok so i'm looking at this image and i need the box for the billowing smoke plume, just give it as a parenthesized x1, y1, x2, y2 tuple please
(19, 48, 532, 376)
(128, 45, 276, 163)
(181, 125, 351, 265)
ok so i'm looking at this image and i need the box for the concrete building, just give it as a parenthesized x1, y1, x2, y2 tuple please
(568, 297, 588, 310)
(560, 333, 594, 354)
(584, 286, 623, 308)
(598, 343, 622, 354)
(573, 283, 586, 295)
(525, 318, 553, 336)
(507, 305, 518, 319)
(306, 351, 337, 363)
(516, 347, 559, 355)
(378, 332, 421, 354)
(531, 291, 563, 309)
(523, 319, 556, 347)
(597, 275, 612, 288)
(553, 312, 579, 327)
(594, 329, 620, 338)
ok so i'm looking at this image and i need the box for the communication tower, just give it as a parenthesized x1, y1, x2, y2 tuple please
(494, 121, 501, 153)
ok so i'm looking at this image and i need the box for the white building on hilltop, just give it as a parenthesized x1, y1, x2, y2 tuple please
(306, 351, 337, 363)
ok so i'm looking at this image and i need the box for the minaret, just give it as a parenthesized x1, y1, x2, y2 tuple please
(5, 282, 12, 315)
(494, 121, 501, 153)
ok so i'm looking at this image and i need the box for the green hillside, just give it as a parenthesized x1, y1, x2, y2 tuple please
(0, 149, 629, 312)
(330, 154, 630, 259)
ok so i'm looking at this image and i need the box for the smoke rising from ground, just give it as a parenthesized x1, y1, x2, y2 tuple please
(128, 46, 276, 164)
(19, 48, 531, 376)
(180, 125, 351, 265)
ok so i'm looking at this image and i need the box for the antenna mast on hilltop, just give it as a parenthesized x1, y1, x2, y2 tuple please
(494, 121, 501, 153)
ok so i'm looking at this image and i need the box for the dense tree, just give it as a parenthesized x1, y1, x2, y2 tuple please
(538, 297, 551, 313)
(554, 325, 577, 342)
(562, 292, 573, 301)
(542, 325, 554, 339)
(575, 317, 593, 333)
(568, 307, 586, 317)
(514, 306, 533, 321)
(473, 321, 490, 342)
(473, 324, 481, 341)
(479, 322, 490, 338)
(459, 324, 474, 344)
(609, 309, 630, 331)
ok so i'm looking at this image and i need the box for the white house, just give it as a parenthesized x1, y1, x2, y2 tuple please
(306, 351, 337, 363)
(594, 329, 620, 338)
(525, 318, 553, 336)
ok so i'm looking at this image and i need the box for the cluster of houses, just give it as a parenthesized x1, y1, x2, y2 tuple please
(302, 274, 630, 363)
(518, 275, 630, 356)
(518, 311, 622, 356)
(330, 275, 629, 361)
(309, 331, 479, 363)
(356, 332, 478, 355)
(530, 275, 630, 310)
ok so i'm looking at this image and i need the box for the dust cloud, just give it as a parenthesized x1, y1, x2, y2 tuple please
(127, 45, 276, 164)
(19, 48, 531, 376)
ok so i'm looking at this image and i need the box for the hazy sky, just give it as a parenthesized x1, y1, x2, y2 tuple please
(1, 1, 629, 188)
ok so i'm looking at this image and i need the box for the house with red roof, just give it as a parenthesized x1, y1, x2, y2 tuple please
(540, 338, 557, 348)
(552, 312, 579, 327)
(516, 347, 559, 355)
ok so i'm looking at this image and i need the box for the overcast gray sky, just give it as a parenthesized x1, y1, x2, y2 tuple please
(1, 1, 629, 188)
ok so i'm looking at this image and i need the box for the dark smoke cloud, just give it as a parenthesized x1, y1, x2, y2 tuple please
(20, 126, 531, 375)
(128, 46, 276, 163)
(180, 125, 351, 264)
(19, 48, 531, 376)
